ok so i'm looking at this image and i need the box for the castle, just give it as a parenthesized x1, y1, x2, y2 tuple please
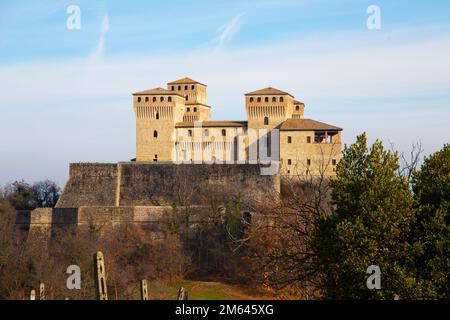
(16, 77, 343, 235)
(133, 77, 342, 176)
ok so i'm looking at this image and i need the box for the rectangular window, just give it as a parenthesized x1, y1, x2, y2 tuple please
(307, 159, 311, 166)
(287, 159, 292, 166)
(288, 136, 292, 144)
(194, 107, 197, 112)
(332, 159, 337, 166)
(187, 107, 190, 112)
(204, 129, 209, 136)
(188, 130, 192, 137)
(307, 136, 311, 143)
(314, 131, 326, 143)
(222, 129, 226, 137)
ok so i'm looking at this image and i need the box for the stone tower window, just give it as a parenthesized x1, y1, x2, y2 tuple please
(156, 112, 159, 120)
(257, 97, 261, 102)
(153, 130, 158, 138)
(153, 97, 156, 102)
(288, 136, 292, 143)
(272, 97, 276, 102)
(265, 97, 269, 102)
(137, 97, 141, 102)
(264, 116, 269, 125)
(250, 97, 254, 102)
(160, 96, 164, 102)
(222, 129, 226, 137)
(145, 97, 149, 102)
(168, 96, 172, 102)
(280, 97, 284, 102)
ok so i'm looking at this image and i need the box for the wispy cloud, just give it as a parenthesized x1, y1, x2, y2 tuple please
(214, 13, 244, 50)
(89, 14, 110, 64)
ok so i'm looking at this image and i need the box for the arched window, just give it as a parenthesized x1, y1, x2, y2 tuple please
(184, 85, 188, 90)
(137, 97, 141, 102)
(153, 130, 158, 138)
(296, 105, 299, 111)
(257, 97, 261, 102)
(160, 96, 164, 102)
(221, 129, 226, 137)
(145, 97, 149, 102)
(272, 97, 276, 102)
(264, 97, 269, 102)
(178, 85, 181, 90)
(185, 95, 188, 101)
(168, 96, 172, 102)
(153, 97, 156, 102)
(191, 85, 195, 90)
(264, 116, 269, 125)
(156, 112, 159, 120)
(250, 97, 254, 102)
(193, 107, 197, 112)
(171, 86, 175, 90)
(280, 97, 284, 102)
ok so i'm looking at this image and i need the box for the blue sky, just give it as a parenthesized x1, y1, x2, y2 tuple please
(0, 0, 449, 185)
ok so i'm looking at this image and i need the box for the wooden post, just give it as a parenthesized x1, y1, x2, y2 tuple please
(141, 280, 148, 300)
(177, 287, 188, 300)
(30, 289, 36, 300)
(93, 251, 108, 300)
(39, 282, 45, 300)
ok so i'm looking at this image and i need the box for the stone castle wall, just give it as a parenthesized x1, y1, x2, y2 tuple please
(56, 162, 280, 208)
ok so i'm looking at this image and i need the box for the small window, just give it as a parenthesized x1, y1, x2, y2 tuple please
(332, 159, 337, 166)
(185, 95, 188, 101)
(187, 107, 190, 112)
(307, 159, 311, 166)
(194, 107, 197, 112)
(153, 130, 158, 138)
(287, 159, 292, 166)
(272, 97, 276, 102)
(168, 96, 172, 102)
(280, 97, 284, 102)
(222, 129, 226, 137)
(188, 130, 192, 137)
(156, 112, 159, 120)
(184, 85, 188, 90)
(153, 97, 156, 102)
(250, 97, 254, 102)
(287, 170, 290, 174)
(153, 154, 158, 162)
(178, 85, 181, 90)
(204, 129, 209, 136)
(296, 105, 299, 111)
(137, 97, 141, 102)
(264, 97, 269, 102)
(264, 116, 269, 125)
(160, 96, 164, 102)
(171, 86, 175, 90)
(288, 136, 292, 143)
(257, 97, 261, 102)
(191, 85, 195, 90)
(145, 97, 149, 102)
(307, 136, 311, 143)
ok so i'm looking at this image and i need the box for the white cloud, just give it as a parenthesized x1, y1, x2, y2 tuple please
(88, 14, 110, 64)
(214, 13, 244, 50)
